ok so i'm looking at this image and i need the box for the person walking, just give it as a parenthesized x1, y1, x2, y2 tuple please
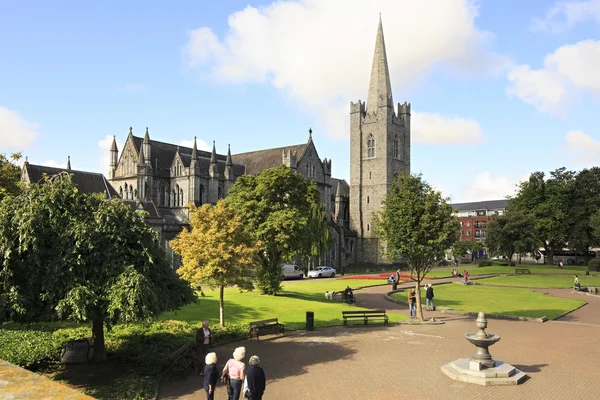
(203, 352, 219, 400)
(463, 269, 469, 283)
(574, 274, 580, 290)
(396, 268, 401, 283)
(244, 355, 266, 400)
(196, 320, 212, 375)
(222, 346, 246, 400)
(408, 288, 417, 318)
(425, 284, 435, 311)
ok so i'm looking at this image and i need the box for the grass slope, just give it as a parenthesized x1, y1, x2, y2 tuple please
(475, 275, 600, 288)
(160, 279, 407, 328)
(425, 264, 591, 278)
(390, 284, 584, 320)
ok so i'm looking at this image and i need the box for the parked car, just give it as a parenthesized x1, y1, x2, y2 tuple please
(281, 264, 304, 280)
(307, 266, 336, 278)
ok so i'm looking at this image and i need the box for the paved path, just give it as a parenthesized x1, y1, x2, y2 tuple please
(159, 276, 600, 399)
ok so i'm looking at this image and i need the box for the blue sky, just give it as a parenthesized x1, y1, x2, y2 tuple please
(1, 0, 600, 202)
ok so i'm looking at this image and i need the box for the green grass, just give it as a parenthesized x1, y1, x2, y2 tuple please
(475, 275, 600, 288)
(390, 284, 585, 320)
(426, 264, 591, 279)
(160, 279, 407, 328)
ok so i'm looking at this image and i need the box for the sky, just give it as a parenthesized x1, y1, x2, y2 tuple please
(1, 0, 600, 203)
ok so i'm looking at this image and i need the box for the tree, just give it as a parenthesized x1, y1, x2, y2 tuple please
(509, 168, 575, 264)
(300, 202, 331, 271)
(452, 240, 480, 263)
(375, 174, 459, 321)
(170, 201, 257, 327)
(225, 165, 322, 295)
(0, 152, 22, 201)
(0, 173, 195, 361)
(567, 167, 600, 260)
(485, 212, 537, 263)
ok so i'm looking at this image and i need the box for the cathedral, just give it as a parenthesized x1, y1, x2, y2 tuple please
(23, 18, 410, 269)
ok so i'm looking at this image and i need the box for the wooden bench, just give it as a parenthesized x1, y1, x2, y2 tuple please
(168, 343, 196, 380)
(515, 268, 531, 274)
(249, 318, 284, 341)
(342, 309, 388, 326)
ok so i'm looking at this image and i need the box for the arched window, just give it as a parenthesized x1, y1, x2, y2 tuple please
(129, 186, 133, 199)
(366, 222, 371, 232)
(176, 184, 180, 206)
(393, 134, 400, 159)
(367, 134, 375, 158)
(330, 194, 335, 213)
(134, 188, 137, 198)
(119, 186, 123, 198)
(180, 188, 184, 205)
(172, 189, 176, 207)
(218, 186, 223, 199)
(199, 185, 204, 205)
(369, 171, 372, 180)
(367, 196, 370, 205)
(159, 183, 165, 206)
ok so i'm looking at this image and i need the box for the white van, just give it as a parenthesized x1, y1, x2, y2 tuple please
(281, 264, 304, 280)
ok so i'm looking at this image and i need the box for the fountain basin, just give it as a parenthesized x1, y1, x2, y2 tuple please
(465, 333, 500, 368)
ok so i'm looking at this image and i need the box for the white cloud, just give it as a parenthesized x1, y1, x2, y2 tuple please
(412, 112, 484, 145)
(116, 83, 148, 93)
(458, 172, 524, 202)
(182, 0, 506, 140)
(42, 160, 68, 169)
(179, 139, 211, 151)
(531, 0, 600, 33)
(0, 106, 39, 150)
(563, 130, 600, 163)
(98, 135, 122, 177)
(506, 40, 600, 114)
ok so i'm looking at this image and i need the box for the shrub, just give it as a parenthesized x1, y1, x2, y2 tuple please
(509, 261, 516, 266)
(496, 261, 509, 266)
(588, 259, 600, 272)
(477, 260, 493, 267)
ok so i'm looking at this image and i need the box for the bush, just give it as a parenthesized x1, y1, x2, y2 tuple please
(588, 259, 600, 272)
(477, 260, 493, 267)
(496, 261, 509, 266)
(509, 261, 516, 266)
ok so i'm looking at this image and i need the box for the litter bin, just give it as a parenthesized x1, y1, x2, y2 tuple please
(306, 311, 314, 331)
(392, 281, 398, 291)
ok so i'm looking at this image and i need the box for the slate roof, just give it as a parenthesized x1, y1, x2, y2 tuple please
(331, 178, 349, 197)
(122, 200, 161, 219)
(450, 199, 508, 212)
(231, 143, 308, 176)
(23, 163, 119, 199)
(130, 135, 245, 178)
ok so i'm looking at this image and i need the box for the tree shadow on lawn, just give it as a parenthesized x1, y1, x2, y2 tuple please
(160, 296, 265, 325)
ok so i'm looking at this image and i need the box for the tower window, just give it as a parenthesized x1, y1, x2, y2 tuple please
(393, 134, 399, 159)
(367, 196, 370, 205)
(366, 223, 371, 232)
(367, 134, 375, 158)
(369, 171, 372, 180)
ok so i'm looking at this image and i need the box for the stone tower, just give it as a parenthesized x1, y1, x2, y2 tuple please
(349, 16, 411, 264)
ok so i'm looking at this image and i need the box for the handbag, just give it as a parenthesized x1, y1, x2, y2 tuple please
(221, 373, 230, 385)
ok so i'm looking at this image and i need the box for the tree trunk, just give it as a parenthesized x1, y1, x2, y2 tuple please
(415, 281, 424, 321)
(219, 285, 225, 327)
(91, 319, 107, 362)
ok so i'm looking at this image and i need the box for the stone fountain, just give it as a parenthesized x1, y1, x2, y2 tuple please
(441, 312, 528, 385)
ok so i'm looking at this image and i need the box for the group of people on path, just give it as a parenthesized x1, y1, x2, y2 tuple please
(407, 284, 435, 317)
(196, 321, 266, 400)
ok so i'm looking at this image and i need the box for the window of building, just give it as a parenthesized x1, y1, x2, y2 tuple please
(393, 134, 399, 159)
(475, 222, 480, 228)
(369, 171, 372, 180)
(481, 222, 487, 228)
(467, 230, 471, 236)
(475, 230, 481, 238)
(366, 222, 371, 232)
(460, 230, 464, 236)
(477, 210, 486, 216)
(460, 221, 463, 227)
(367, 196, 370, 205)
(367, 134, 375, 158)
(481, 230, 486, 238)
(466, 221, 471, 227)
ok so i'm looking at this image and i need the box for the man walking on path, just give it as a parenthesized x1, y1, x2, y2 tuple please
(425, 284, 435, 311)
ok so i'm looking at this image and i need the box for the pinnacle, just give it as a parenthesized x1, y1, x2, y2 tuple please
(367, 15, 393, 112)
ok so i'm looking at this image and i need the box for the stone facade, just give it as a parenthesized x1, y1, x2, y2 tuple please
(349, 17, 411, 264)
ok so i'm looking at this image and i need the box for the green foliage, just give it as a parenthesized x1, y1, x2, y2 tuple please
(0, 173, 196, 360)
(477, 259, 493, 267)
(452, 241, 479, 262)
(567, 167, 600, 252)
(225, 165, 322, 295)
(485, 211, 537, 262)
(0, 152, 22, 201)
(375, 174, 459, 282)
(588, 259, 600, 272)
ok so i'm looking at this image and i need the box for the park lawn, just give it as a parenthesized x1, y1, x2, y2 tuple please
(475, 275, 600, 288)
(390, 284, 585, 320)
(426, 264, 590, 279)
(160, 279, 407, 328)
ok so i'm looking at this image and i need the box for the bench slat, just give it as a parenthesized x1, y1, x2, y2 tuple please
(250, 318, 278, 326)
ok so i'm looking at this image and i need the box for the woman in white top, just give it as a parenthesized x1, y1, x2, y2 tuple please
(222, 346, 246, 400)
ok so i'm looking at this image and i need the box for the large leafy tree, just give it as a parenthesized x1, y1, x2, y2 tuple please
(452, 240, 480, 263)
(567, 167, 600, 259)
(485, 211, 537, 263)
(0, 173, 195, 361)
(300, 202, 331, 271)
(509, 168, 575, 264)
(170, 201, 257, 326)
(0, 152, 22, 201)
(375, 174, 459, 321)
(225, 165, 321, 295)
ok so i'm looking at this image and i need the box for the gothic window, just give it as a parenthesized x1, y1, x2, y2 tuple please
(145, 184, 150, 200)
(180, 188, 184, 205)
(369, 171, 372, 180)
(367, 134, 375, 158)
(312, 165, 316, 178)
(306, 165, 309, 176)
(366, 222, 371, 232)
(119, 186, 123, 198)
(172, 189, 176, 207)
(199, 185, 204, 205)
(367, 196, 370, 205)
(176, 184, 180, 206)
(129, 186, 133, 199)
(218, 186, 223, 199)
(393, 134, 399, 159)
(330, 194, 335, 214)
(134, 189, 137, 198)
(124, 183, 128, 199)
(159, 183, 165, 206)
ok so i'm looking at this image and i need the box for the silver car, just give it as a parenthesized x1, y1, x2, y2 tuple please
(307, 266, 336, 278)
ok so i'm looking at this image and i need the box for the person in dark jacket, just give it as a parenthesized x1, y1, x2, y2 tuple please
(244, 355, 266, 400)
(425, 284, 435, 311)
(203, 352, 219, 400)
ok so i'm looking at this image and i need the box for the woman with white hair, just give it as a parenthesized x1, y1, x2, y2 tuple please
(203, 352, 218, 400)
(222, 346, 246, 400)
(244, 355, 266, 400)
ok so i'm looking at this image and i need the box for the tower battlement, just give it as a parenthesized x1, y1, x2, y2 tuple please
(398, 102, 411, 115)
(350, 100, 366, 115)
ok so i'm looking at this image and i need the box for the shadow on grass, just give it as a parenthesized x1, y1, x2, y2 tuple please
(160, 296, 265, 325)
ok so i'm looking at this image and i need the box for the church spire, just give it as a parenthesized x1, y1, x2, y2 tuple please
(367, 15, 393, 112)
(191, 136, 198, 160)
(226, 143, 232, 166)
(210, 140, 217, 164)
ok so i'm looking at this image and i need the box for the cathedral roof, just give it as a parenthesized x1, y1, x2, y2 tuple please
(232, 143, 308, 176)
(131, 135, 245, 178)
(22, 163, 120, 199)
(331, 178, 349, 197)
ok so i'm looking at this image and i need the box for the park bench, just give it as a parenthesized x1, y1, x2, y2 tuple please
(249, 318, 285, 341)
(168, 342, 196, 380)
(515, 268, 531, 274)
(342, 309, 388, 327)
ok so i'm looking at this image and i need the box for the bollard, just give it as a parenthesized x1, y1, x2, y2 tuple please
(306, 311, 314, 331)
(392, 281, 398, 291)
